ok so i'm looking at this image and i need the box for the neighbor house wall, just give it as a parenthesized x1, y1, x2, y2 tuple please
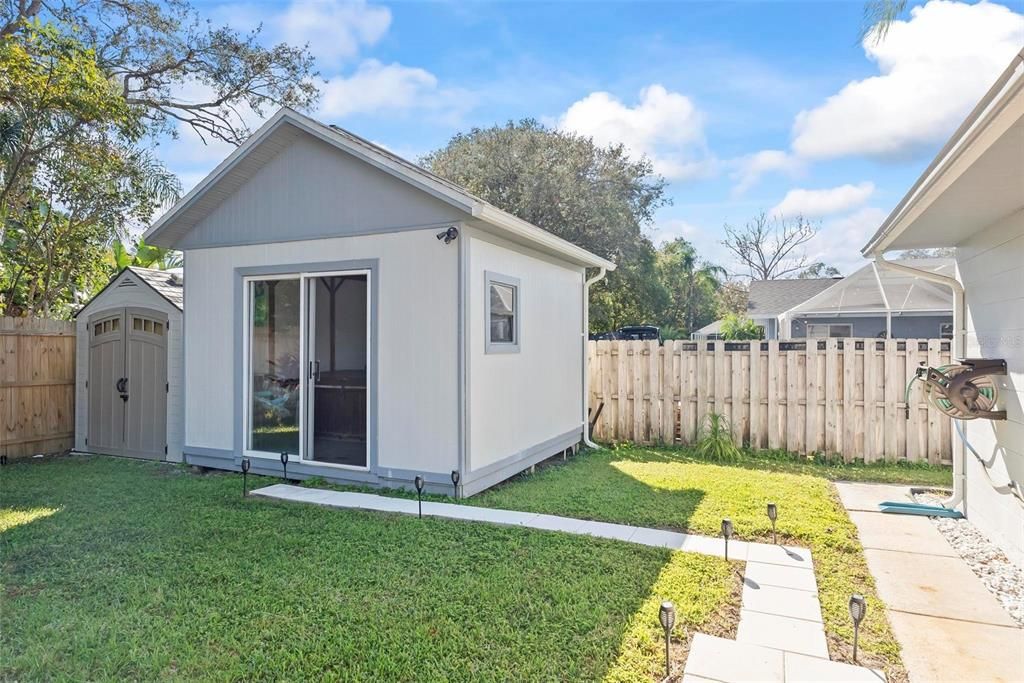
(463, 228, 584, 495)
(74, 273, 184, 462)
(957, 207, 1024, 568)
(183, 228, 460, 484)
(787, 314, 951, 339)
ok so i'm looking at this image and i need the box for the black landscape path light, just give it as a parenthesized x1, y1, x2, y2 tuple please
(241, 458, 251, 497)
(767, 503, 778, 544)
(279, 452, 289, 482)
(414, 475, 425, 518)
(849, 594, 867, 662)
(658, 600, 675, 678)
(721, 518, 734, 561)
(451, 470, 461, 500)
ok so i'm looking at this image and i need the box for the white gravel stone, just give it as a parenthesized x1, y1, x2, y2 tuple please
(915, 492, 1024, 626)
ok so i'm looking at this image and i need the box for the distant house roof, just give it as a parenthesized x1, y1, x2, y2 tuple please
(690, 319, 724, 339)
(747, 278, 842, 318)
(785, 258, 953, 317)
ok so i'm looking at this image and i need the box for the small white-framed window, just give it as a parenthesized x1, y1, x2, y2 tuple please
(485, 271, 520, 354)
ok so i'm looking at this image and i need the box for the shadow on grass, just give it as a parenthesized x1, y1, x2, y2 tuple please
(0, 455, 741, 682)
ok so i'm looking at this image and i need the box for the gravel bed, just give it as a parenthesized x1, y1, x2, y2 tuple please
(914, 491, 1024, 626)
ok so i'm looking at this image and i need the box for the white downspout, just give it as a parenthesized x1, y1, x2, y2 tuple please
(873, 255, 965, 508)
(582, 267, 608, 449)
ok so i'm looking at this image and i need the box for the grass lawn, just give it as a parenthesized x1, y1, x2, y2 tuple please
(1, 456, 738, 681)
(471, 446, 953, 681)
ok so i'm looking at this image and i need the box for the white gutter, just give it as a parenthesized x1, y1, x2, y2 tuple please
(582, 267, 608, 449)
(873, 255, 966, 508)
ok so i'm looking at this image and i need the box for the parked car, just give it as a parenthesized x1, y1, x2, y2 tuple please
(616, 325, 662, 343)
(589, 331, 619, 341)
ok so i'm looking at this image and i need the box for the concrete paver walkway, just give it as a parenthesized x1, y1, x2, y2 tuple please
(253, 484, 884, 682)
(836, 482, 1024, 683)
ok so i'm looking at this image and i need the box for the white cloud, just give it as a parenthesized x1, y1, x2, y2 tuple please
(651, 218, 701, 245)
(807, 207, 888, 273)
(792, 0, 1024, 160)
(771, 182, 875, 219)
(731, 150, 802, 195)
(280, 0, 391, 68)
(318, 60, 470, 120)
(558, 85, 713, 180)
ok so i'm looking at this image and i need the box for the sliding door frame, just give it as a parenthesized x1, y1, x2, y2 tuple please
(236, 260, 378, 473)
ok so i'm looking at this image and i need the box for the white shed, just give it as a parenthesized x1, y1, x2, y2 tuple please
(143, 108, 615, 496)
(74, 267, 184, 461)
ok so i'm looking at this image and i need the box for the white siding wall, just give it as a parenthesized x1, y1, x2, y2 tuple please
(74, 276, 184, 461)
(465, 230, 584, 474)
(957, 207, 1024, 568)
(183, 228, 459, 474)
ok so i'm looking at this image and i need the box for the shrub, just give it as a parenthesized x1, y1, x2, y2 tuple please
(694, 413, 740, 462)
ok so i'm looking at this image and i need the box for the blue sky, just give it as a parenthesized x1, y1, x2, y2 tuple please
(169, 0, 1024, 274)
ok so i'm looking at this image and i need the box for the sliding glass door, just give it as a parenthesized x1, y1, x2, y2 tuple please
(305, 273, 369, 468)
(244, 270, 369, 469)
(248, 278, 302, 455)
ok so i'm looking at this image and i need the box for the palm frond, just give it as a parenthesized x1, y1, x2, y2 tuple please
(860, 0, 907, 44)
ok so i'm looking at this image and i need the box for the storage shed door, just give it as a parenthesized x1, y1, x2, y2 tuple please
(87, 308, 168, 459)
(88, 311, 126, 455)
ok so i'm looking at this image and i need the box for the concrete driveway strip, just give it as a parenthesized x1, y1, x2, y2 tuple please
(834, 481, 1024, 683)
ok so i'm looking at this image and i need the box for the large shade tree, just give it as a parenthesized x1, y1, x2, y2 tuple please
(422, 120, 670, 332)
(1, 0, 318, 316)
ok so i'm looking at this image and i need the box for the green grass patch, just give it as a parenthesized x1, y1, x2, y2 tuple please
(473, 445, 935, 680)
(1, 456, 735, 681)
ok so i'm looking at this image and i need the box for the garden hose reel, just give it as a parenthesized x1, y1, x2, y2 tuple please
(911, 358, 1007, 421)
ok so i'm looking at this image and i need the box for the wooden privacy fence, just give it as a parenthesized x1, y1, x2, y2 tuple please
(0, 317, 76, 459)
(588, 338, 952, 464)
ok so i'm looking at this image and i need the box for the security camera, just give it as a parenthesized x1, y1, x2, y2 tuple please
(436, 226, 459, 244)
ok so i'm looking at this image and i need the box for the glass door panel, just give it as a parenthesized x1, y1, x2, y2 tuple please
(248, 278, 301, 455)
(306, 274, 368, 467)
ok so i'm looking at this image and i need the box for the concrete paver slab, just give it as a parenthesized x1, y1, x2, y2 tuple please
(746, 543, 813, 569)
(577, 519, 641, 542)
(630, 527, 688, 550)
(887, 611, 1024, 683)
(524, 513, 588, 533)
(847, 510, 957, 557)
(783, 652, 885, 682)
(834, 482, 913, 512)
(744, 562, 818, 593)
(684, 633, 784, 682)
(863, 548, 1018, 627)
(742, 583, 823, 622)
(682, 534, 750, 561)
(737, 610, 829, 658)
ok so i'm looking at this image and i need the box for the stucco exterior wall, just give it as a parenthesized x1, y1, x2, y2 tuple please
(957, 207, 1024, 568)
(787, 314, 951, 339)
(464, 229, 584, 492)
(182, 228, 460, 480)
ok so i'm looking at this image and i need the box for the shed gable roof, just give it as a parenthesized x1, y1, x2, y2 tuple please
(144, 108, 615, 270)
(747, 278, 842, 317)
(75, 267, 184, 318)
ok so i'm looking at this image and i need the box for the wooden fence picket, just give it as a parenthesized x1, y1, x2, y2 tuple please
(587, 337, 951, 462)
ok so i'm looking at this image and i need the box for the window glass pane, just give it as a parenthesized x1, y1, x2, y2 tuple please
(830, 325, 852, 338)
(111, 318, 120, 331)
(103, 320, 110, 333)
(489, 282, 515, 343)
(133, 318, 142, 330)
(153, 322, 163, 336)
(144, 319, 152, 333)
(94, 323, 102, 336)
(249, 279, 301, 455)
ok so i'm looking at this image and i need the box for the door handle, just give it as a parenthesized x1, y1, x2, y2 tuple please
(314, 360, 321, 382)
